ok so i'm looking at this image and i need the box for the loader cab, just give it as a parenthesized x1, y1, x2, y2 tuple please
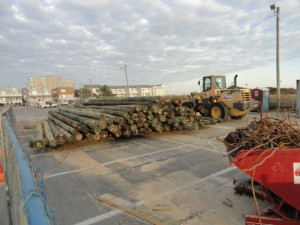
(202, 75, 226, 92)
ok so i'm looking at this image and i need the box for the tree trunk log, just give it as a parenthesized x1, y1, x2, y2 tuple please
(49, 110, 88, 133)
(42, 120, 57, 147)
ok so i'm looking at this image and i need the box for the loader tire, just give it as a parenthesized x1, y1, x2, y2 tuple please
(209, 102, 229, 120)
(198, 104, 210, 117)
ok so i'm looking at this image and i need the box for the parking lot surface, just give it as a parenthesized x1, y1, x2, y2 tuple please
(12, 107, 290, 225)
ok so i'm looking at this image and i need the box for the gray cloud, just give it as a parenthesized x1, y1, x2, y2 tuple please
(0, 0, 299, 93)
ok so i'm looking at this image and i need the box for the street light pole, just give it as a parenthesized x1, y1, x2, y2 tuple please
(121, 64, 130, 97)
(270, 4, 280, 110)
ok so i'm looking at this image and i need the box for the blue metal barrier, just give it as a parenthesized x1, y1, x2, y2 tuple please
(1, 106, 52, 225)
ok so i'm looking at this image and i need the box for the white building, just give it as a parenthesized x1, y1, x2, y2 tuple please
(85, 84, 165, 98)
(0, 86, 53, 107)
(0, 87, 23, 106)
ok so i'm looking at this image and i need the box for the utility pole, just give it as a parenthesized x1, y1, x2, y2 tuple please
(270, 4, 280, 110)
(276, 6, 280, 110)
(120, 64, 130, 97)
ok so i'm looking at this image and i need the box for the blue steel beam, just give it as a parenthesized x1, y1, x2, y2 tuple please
(4, 118, 51, 225)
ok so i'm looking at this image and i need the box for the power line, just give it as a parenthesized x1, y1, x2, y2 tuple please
(184, 13, 273, 65)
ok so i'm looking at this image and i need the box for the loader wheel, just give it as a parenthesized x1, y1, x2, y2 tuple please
(198, 104, 209, 117)
(210, 102, 229, 120)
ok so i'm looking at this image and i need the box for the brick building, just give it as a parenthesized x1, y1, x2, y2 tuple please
(51, 87, 75, 104)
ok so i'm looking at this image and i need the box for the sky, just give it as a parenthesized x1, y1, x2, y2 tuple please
(0, 0, 299, 95)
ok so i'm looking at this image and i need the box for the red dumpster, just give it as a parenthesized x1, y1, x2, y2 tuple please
(229, 148, 300, 224)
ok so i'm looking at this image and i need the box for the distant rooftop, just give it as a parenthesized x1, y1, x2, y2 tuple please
(83, 84, 164, 89)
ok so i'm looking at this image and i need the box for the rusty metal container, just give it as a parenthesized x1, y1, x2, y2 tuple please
(251, 87, 270, 112)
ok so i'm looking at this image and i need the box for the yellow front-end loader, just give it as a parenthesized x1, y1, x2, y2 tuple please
(184, 75, 252, 120)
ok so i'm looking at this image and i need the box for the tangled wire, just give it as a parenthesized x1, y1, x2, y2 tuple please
(223, 117, 300, 156)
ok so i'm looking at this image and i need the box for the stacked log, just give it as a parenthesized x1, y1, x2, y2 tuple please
(31, 97, 219, 149)
(42, 120, 57, 148)
(32, 122, 46, 149)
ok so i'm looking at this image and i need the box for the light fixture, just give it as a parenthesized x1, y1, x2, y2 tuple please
(270, 3, 276, 11)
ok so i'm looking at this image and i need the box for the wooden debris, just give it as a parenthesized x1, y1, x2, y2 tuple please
(152, 205, 172, 211)
(222, 198, 233, 207)
(99, 193, 180, 225)
(24, 124, 36, 129)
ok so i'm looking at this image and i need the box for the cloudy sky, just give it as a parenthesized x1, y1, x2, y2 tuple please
(0, 0, 299, 94)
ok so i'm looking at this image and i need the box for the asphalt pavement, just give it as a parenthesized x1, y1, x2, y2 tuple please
(6, 107, 298, 225)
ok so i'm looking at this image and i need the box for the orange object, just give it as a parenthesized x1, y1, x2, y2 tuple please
(0, 163, 4, 183)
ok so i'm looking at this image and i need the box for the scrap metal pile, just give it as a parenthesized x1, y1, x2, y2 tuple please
(31, 97, 218, 149)
(224, 117, 300, 156)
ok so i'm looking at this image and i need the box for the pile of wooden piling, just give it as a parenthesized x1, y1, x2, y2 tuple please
(30, 97, 219, 149)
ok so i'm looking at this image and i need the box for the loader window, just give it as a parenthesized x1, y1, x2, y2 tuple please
(203, 77, 211, 91)
(215, 77, 226, 89)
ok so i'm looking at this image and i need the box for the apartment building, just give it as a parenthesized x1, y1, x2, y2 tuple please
(27, 75, 74, 95)
(84, 84, 165, 98)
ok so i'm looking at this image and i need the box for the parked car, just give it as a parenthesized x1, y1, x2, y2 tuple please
(45, 101, 58, 108)
(51, 102, 57, 107)
(40, 103, 51, 108)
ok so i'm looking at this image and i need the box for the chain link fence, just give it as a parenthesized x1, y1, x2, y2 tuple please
(0, 106, 53, 225)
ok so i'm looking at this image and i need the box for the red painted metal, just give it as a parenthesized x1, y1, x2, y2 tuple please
(230, 148, 300, 210)
(0, 163, 4, 183)
(245, 215, 300, 225)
